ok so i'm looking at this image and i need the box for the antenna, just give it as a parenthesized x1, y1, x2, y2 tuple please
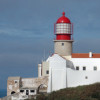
(43, 49, 46, 61)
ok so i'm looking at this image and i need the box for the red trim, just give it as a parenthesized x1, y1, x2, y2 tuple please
(56, 34, 71, 40)
(72, 53, 100, 58)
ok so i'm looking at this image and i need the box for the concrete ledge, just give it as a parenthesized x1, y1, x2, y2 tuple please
(53, 40, 74, 42)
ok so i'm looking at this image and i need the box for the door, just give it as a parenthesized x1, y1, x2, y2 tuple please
(26, 90, 29, 95)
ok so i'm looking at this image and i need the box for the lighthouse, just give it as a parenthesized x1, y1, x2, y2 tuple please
(54, 12, 73, 56)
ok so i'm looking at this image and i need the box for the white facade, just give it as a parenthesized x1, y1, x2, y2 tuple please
(71, 58, 100, 71)
(47, 54, 100, 93)
(48, 54, 67, 92)
(67, 69, 100, 87)
(38, 64, 42, 77)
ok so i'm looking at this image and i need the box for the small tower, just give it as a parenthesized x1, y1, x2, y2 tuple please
(54, 12, 73, 56)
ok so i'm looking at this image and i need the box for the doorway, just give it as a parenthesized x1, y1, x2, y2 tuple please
(26, 90, 29, 95)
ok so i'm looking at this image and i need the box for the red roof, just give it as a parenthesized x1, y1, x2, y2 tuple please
(72, 53, 100, 58)
(56, 12, 71, 24)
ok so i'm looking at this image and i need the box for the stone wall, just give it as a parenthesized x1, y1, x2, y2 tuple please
(7, 76, 48, 96)
(7, 77, 21, 96)
(22, 76, 48, 88)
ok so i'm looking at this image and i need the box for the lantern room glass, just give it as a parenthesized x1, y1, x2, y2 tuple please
(56, 23, 71, 34)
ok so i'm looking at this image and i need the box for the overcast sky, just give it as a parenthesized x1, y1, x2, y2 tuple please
(0, 0, 100, 90)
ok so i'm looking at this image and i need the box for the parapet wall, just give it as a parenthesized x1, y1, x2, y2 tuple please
(22, 78, 34, 88)
(22, 76, 48, 88)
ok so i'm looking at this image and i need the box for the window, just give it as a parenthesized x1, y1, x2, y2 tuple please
(62, 43, 64, 46)
(56, 23, 71, 33)
(76, 66, 79, 70)
(94, 66, 97, 71)
(20, 90, 24, 92)
(46, 70, 49, 74)
(83, 66, 86, 70)
(30, 90, 35, 92)
(14, 81, 17, 83)
(85, 76, 88, 79)
(11, 91, 16, 94)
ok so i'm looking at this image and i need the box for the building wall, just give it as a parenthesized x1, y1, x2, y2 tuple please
(42, 61, 49, 77)
(47, 54, 67, 92)
(38, 64, 42, 77)
(47, 54, 100, 92)
(54, 40, 73, 56)
(48, 66, 100, 92)
(63, 55, 71, 60)
(22, 77, 48, 89)
(22, 78, 34, 88)
(7, 78, 21, 96)
(20, 89, 37, 96)
(7, 76, 48, 96)
(67, 68, 100, 87)
(71, 58, 100, 71)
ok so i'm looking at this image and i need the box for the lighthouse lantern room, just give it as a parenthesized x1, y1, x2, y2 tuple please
(54, 12, 73, 56)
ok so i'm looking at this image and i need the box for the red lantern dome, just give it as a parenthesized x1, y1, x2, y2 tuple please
(54, 12, 73, 40)
(56, 12, 71, 24)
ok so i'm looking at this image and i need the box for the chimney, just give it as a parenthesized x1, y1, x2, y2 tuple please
(89, 52, 92, 58)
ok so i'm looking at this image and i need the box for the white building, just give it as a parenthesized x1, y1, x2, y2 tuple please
(47, 53, 100, 92)
(38, 12, 100, 92)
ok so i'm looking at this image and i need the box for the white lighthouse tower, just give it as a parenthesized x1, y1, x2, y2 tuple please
(54, 12, 73, 56)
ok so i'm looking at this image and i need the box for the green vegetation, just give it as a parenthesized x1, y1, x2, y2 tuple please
(27, 83, 100, 100)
